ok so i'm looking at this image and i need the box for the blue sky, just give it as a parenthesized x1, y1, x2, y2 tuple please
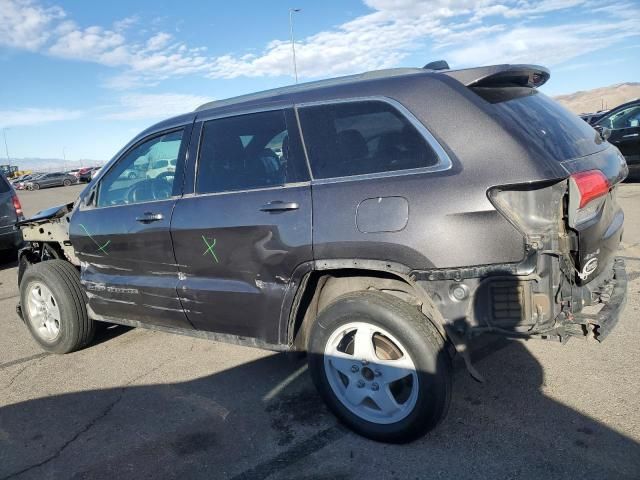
(1, 0, 639, 162)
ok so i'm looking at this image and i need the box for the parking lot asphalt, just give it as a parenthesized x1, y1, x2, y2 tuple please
(1, 184, 639, 480)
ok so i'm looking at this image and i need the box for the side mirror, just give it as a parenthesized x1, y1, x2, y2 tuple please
(594, 125, 611, 141)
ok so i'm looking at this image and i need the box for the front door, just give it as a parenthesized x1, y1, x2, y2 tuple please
(171, 108, 312, 344)
(597, 103, 640, 164)
(70, 126, 193, 330)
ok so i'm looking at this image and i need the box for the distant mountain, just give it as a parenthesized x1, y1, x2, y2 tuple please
(3, 158, 105, 173)
(554, 82, 640, 115)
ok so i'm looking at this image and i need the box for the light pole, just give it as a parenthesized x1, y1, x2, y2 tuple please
(289, 8, 301, 84)
(2, 128, 10, 163)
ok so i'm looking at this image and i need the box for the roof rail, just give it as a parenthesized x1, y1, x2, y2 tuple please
(195, 68, 424, 112)
(443, 64, 550, 88)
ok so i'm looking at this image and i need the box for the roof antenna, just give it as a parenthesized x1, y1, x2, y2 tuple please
(423, 60, 450, 71)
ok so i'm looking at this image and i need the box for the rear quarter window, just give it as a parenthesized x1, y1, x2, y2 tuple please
(298, 100, 440, 179)
(472, 86, 606, 161)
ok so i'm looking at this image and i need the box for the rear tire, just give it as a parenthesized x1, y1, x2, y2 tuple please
(20, 260, 95, 353)
(307, 291, 451, 443)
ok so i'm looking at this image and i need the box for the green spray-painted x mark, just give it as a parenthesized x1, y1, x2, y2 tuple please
(79, 224, 111, 255)
(202, 236, 219, 263)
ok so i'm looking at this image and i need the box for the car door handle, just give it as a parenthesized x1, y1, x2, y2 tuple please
(136, 212, 164, 223)
(260, 201, 300, 212)
(622, 133, 639, 138)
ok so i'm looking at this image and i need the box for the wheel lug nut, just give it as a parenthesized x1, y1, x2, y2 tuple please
(351, 365, 359, 373)
(371, 382, 379, 391)
(357, 380, 365, 388)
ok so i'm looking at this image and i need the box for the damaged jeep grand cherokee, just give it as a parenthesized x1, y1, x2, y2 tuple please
(16, 63, 628, 443)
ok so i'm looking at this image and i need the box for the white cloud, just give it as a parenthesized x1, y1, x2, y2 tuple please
(146, 32, 172, 51)
(447, 19, 639, 66)
(206, 0, 638, 79)
(101, 93, 213, 120)
(0, 108, 83, 128)
(1, 0, 638, 87)
(0, 0, 64, 50)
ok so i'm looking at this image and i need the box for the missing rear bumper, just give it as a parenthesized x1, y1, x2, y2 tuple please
(562, 258, 627, 341)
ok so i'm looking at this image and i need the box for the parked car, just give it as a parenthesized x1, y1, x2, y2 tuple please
(76, 167, 95, 183)
(15, 63, 628, 443)
(580, 110, 609, 125)
(0, 173, 23, 254)
(14, 174, 43, 190)
(89, 166, 102, 181)
(25, 172, 77, 190)
(146, 158, 177, 179)
(592, 99, 640, 178)
(11, 174, 31, 187)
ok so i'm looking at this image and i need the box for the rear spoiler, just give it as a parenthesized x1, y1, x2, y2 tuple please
(443, 64, 550, 88)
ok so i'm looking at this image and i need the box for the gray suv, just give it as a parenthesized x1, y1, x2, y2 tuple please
(15, 63, 628, 442)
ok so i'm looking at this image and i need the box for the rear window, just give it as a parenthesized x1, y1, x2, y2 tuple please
(298, 101, 439, 179)
(473, 86, 605, 161)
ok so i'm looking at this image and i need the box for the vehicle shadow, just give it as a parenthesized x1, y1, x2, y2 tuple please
(0, 252, 18, 271)
(0, 334, 638, 479)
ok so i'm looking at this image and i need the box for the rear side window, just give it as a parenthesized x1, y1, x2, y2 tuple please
(196, 110, 307, 194)
(472, 86, 606, 161)
(298, 101, 439, 179)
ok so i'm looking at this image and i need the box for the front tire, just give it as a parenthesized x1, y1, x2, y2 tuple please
(32, 183, 40, 190)
(20, 260, 95, 353)
(63, 179, 71, 186)
(307, 291, 451, 443)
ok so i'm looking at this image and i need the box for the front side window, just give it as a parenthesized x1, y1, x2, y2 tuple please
(196, 110, 305, 194)
(298, 100, 439, 179)
(97, 129, 183, 207)
(597, 105, 640, 130)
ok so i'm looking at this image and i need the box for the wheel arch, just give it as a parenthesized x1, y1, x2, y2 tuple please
(284, 259, 448, 350)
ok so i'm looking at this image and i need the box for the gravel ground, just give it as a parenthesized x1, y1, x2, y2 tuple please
(0, 183, 638, 480)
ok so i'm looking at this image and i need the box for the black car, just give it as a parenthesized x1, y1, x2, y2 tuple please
(0, 174, 23, 254)
(25, 172, 78, 190)
(579, 110, 609, 125)
(592, 99, 640, 178)
(15, 63, 628, 442)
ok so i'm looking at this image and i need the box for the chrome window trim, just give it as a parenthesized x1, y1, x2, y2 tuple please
(183, 181, 311, 199)
(195, 104, 293, 123)
(294, 96, 453, 184)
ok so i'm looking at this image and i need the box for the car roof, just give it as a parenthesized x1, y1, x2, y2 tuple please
(127, 63, 548, 153)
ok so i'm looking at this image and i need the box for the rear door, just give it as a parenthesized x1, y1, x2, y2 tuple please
(70, 125, 194, 329)
(171, 108, 312, 344)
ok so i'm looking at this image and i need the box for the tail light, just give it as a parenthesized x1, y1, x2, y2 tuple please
(568, 170, 610, 226)
(12, 195, 23, 218)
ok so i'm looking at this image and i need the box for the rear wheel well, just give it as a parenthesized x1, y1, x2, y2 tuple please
(289, 268, 444, 350)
